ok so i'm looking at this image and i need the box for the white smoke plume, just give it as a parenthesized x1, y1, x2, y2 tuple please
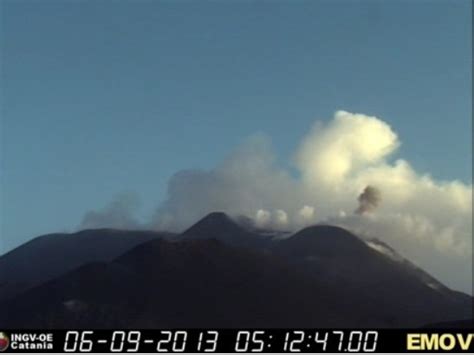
(295, 205, 316, 227)
(79, 192, 141, 230)
(255, 209, 271, 229)
(83, 110, 472, 294)
(273, 210, 289, 230)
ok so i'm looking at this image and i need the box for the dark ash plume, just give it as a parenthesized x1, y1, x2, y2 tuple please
(355, 185, 381, 214)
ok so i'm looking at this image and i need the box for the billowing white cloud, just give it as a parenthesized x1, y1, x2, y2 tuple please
(83, 110, 472, 294)
(151, 135, 302, 231)
(296, 110, 400, 186)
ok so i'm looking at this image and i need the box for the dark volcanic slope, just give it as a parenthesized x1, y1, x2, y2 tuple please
(0, 229, 174, 301)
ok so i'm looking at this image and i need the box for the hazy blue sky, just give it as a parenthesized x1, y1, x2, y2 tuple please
(1, 0, 471, 253)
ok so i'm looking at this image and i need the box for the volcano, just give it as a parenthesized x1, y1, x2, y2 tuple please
(0, 212, 471, 328)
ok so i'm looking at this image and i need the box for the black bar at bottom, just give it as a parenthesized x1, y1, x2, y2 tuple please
(0, 329, 473, 353)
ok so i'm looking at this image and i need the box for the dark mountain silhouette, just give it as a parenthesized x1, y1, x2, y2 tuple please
(0, 212, 471, 328)
(0, 229, 174, 301)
